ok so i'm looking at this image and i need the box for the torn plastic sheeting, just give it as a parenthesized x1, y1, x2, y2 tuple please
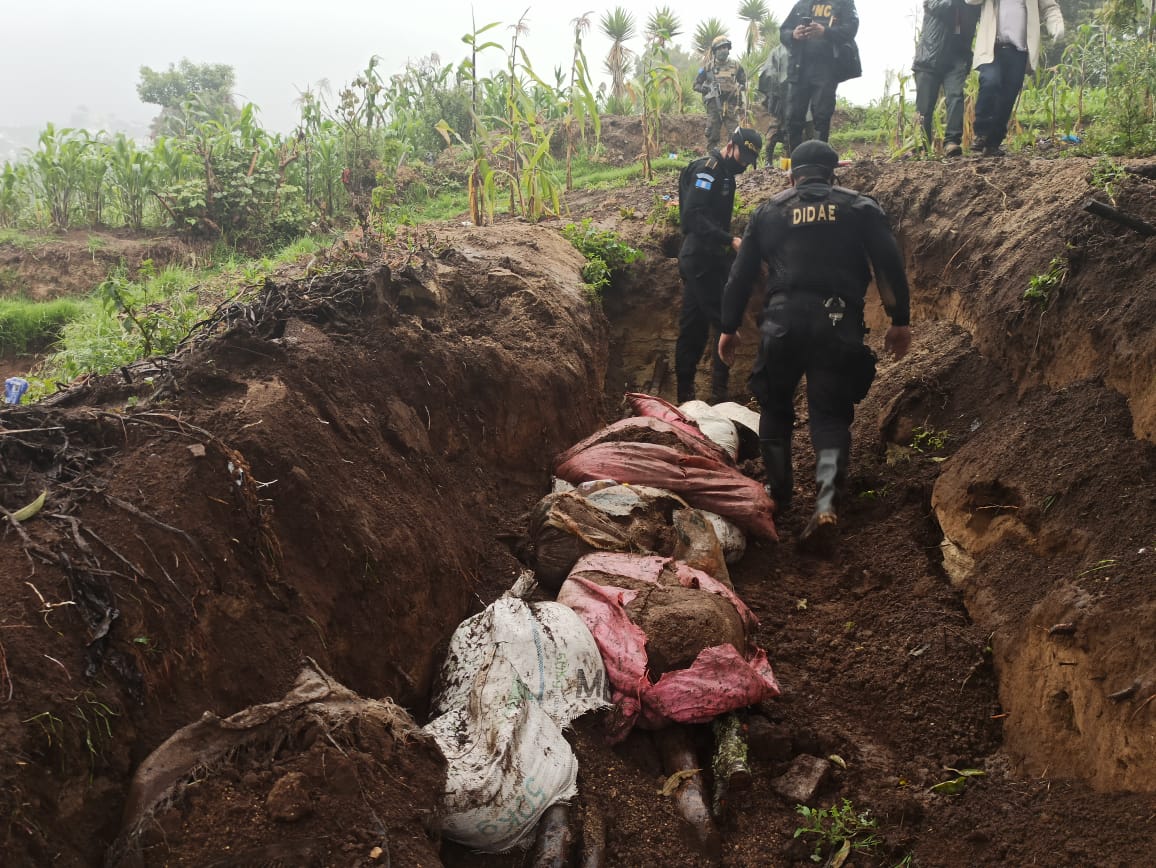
(556, 552, 780, 740)
(554, 440, 777, 541)
(528, 486, 694, 591)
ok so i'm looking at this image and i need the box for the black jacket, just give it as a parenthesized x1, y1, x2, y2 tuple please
(912, 0, 980, 73)
(678, 153, 738, 260)
(720, 179, 910, 332)
(780, 0, 860, 82)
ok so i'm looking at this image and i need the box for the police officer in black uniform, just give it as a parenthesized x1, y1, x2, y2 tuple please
(676, 126, 763, 404)
(717, 141, 911, 551)
(780, 0, 860, 152)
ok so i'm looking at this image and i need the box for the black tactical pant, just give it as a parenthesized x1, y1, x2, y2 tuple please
(786, 73, 838, 152)
(676, 253, 732, 399)
(748, 295, 875, 451)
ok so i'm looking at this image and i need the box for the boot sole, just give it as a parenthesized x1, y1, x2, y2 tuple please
(798, 512, 838, 554)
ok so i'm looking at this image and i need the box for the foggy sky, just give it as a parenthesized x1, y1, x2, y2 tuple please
(2, 0, 917, 139)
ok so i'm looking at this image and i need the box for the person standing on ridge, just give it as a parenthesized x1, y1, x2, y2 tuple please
(780, 0, 860, 152)
(913, 0, 981, 158)
(675, 127, 763, 405)
(694, 36, 748, 151)
(717, 140, 911, 551)
(966, 0, 1064, 156)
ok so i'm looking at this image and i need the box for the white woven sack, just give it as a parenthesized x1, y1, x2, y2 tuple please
(430, 596, 609, 726)
(425, 657, 578, 851)
(678, 400, 740, 459)
(701, 509, 748, 565)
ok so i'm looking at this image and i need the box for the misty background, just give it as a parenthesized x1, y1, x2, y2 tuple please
(1, 0, 919, 160)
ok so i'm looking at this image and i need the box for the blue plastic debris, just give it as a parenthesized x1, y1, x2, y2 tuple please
(4, 377, 29, 405)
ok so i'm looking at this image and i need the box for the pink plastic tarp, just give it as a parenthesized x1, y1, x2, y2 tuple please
(553, 415, 732, 468)
(624, 393, 718, 451)
(554, 441, 778, 540)
(557, 552, 781, 740)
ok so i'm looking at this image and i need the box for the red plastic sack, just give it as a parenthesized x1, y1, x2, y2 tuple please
(554, 440, 778, 540)
(624, 393, 716, 449)
(554, 416, 730, 468)
(557, 552, 780, 740)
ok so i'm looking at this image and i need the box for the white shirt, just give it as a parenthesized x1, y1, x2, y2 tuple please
(997, 0, 1029, 51)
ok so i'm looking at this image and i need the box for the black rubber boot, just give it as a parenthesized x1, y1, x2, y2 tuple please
(759, 437, 793, 514)
(709, 364, 730, 405)
(677, 378, 696, 404)
(800, 448, 847, 553)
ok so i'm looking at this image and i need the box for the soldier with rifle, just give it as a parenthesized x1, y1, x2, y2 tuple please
(694, 36, 747, 150)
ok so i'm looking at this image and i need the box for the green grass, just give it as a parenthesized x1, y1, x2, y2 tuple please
(566, 155, 685, 189)
(25, 234, 334, 398)
(0, 297, 87, 355)
(409, 187, 471, 222)
(0, 229, 61, 250)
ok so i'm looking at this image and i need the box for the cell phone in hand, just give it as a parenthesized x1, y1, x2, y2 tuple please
(800, 16, 813, 25)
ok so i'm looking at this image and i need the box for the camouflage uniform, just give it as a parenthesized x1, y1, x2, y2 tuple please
(694, 41, 747, 150)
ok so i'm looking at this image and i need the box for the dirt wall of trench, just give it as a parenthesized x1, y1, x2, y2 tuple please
(599, 154, 1156, 793)
(0, 224, 609, 865)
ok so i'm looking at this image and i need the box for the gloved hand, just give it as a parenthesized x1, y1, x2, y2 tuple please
(884, 325, 911, 360)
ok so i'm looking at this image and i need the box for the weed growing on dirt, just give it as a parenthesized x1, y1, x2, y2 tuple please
(911, 425, 950, 452)
(1089, 157, 1128, 205)
(794, 798, 882, 863)
(1024, 256, 1068, 306)
(647, 193, 680, 227)
(858, 484, 892, 500)
(561, 218, 643, 298)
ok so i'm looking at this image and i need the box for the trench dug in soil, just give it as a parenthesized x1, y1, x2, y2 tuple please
(2, 149, 1155, 868)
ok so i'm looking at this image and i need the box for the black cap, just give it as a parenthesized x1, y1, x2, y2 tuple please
(790, 140, 839, 173)
(731, 127, 763, 167)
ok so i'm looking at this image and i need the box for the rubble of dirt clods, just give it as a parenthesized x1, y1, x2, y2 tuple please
(3, 141, 1156, 868)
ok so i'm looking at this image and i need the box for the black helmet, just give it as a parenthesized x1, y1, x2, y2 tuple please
(790, 140, 839, 176)
(731, 127, 764, 167)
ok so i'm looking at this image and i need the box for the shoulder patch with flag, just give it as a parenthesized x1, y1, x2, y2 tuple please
(695, 172, 715, 190)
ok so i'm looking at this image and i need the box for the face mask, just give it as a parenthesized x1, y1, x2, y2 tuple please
(715, 49, 730, 63)
(724, 154, 747, 174)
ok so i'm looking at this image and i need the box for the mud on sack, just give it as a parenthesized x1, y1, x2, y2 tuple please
(424, 595, 609, 852)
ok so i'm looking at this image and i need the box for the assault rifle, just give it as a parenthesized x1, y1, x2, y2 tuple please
(702, 66, 723, 113)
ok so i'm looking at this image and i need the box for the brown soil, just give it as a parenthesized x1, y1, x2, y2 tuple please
(0, 229, 203, 301)
(2, 139, 1156, 868)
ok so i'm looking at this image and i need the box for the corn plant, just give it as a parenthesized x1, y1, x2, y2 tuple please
(632, 43, 682, 181)
(563, 12, 602, 190)
(105, 134, 157, 230)
(0, 161, 25, 228)
(26, 125, 91, 230)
